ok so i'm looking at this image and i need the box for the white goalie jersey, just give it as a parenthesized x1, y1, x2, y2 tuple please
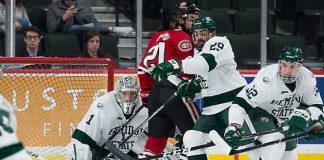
(0, 94, 31, 160)
(233, 64, 323, 124)
(67, 91, 147, 159)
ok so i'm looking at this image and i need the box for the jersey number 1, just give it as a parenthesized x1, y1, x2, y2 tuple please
(86, 114, 94, 125)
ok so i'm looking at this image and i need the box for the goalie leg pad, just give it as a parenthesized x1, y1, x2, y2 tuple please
(183, 130, 209, 156)
(258, 132, 285, 160)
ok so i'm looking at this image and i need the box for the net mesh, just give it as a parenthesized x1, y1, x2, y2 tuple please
(0, 58, 114, 159)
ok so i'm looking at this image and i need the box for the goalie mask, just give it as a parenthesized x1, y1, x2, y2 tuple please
(115, 76, 139, 115)
(278, 46, 303, 83)
(191, 17, 216, 51)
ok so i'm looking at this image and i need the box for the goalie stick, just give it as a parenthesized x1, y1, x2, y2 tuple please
(105, 139, 135, 160)
(145, 126, 289, 159)
(105, 91, 178, 159)
(209, 128, 324, 155)
(94, 105, 146, 160)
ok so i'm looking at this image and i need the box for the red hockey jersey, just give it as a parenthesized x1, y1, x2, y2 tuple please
(138, 29, 194, 91)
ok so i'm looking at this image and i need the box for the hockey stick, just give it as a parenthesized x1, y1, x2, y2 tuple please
(105, 139, 135, 160)
(105, 91, 178, 158)
(240, 126, 289, 140)
(146, 126, 289, 159)
(95, 105, 146, 159)
(209, 128, 324, 155)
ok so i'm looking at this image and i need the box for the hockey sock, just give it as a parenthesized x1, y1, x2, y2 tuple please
(144, 137, 168, 154)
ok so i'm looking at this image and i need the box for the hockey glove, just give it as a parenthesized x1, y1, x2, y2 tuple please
(177, 77, 206, 99)
(151, 59, 181, 81)
(306, 115, 324, 141)
(224, 125, 242, 149)
(287, 109, 311, 135)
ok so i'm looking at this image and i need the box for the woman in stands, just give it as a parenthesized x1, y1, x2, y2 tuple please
(0, 0, 31, 32)
(75, 31, 116, 61)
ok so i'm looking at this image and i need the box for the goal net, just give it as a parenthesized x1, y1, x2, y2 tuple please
(0, 58, 114, 159)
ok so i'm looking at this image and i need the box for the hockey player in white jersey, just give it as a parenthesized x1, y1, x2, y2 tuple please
(0, 94, 31, 160)
(223, 46, 324, 160)
(150, 16, 247, 160)
(67, 76, 147, 159)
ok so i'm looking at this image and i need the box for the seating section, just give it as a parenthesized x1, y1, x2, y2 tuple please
(234, 10, 274, 35)
(268, 35, 305, 61)
(22, 0, 52, 9)
(2, 0, 323, 69)
(45, 34, 81, 57)
(15, 34, 25, 52)
(199, 10, 234, 34)
(26, 7, 47, 33)
(232, 0, 260, 10)
(100, 34, 119, 60)
(298, 0, 324, 11)
(198, 0, 231, 10)
(228, 35, 260, 69)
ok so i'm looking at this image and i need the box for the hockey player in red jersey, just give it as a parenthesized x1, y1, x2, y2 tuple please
(137, 1, 200, 158)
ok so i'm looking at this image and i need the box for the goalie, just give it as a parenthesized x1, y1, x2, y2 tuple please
(0, 94, 31, 160)
(67, 76, 147, 160)
(223, 47, 324, 160)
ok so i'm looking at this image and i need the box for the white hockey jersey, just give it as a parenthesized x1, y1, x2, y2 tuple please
(69, 91, 147, 158)
(182, 36, 247, 115)
(234, 64, 323, 123)
(0, 94, 31, 160)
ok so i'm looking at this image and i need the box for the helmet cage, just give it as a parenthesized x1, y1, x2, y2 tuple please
(278, 60, 301, 83)
(115, 76, 139, 115)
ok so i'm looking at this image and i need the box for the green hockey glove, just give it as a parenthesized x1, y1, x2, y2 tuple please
(287, 109, 311, 135)
(151, 59, 181, 81)
(177, 76, 206, 99)
(306, 115, 324, 141)
(224, 125, 242, 149)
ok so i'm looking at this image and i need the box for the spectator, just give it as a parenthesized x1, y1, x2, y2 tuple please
(75, 31, 117, 66)
(0, 0, 31, 32)
(16, 26, 47, 57)
(46, 0, 133, 37)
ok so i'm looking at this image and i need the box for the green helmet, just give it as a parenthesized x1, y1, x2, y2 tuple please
(191, 17, 216, 32)
(279, 46, 303, 63)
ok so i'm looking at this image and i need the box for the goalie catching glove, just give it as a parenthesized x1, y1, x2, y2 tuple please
(287, 109, 311, 135)
(177, 76, 207, 99)
(151, 59, 181, 81)
(224, 125, 242, 149)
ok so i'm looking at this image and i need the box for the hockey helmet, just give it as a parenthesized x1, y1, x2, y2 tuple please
(164, 2, 199, 31)
(115, 76, 139, 115)
(278, 46, 303, 83)
(191, 17, 216, 51)
(279, 46, 303, 63)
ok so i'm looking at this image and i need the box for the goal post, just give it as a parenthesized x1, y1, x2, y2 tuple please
(0, 57, 115, 159)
